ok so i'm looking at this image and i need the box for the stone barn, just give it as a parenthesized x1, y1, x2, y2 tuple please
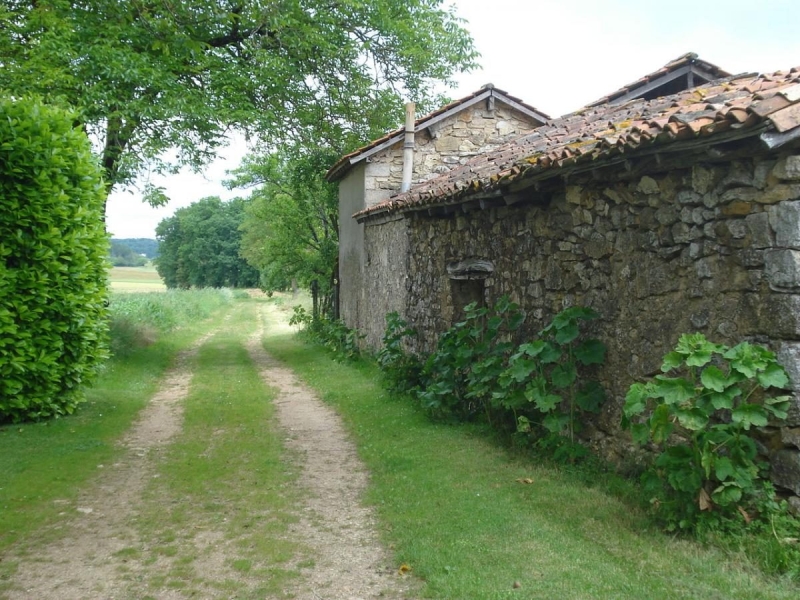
(328, 85, 551, 339)
(329, 59, 800, 501)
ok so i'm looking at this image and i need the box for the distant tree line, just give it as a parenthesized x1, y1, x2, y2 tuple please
(115, 238, 159, 259)
(155, 197, 259, 289)
(109, 240, 147, 267)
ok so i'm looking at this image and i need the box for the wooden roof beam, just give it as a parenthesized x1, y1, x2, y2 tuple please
(610, 65, 692, 105)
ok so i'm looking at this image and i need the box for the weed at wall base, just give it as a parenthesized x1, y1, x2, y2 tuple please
(377, 297, 608, 453)
(623, 333, 794, 535)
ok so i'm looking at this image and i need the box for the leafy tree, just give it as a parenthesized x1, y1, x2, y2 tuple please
(0, 97, 109, 422)
(155, 196, 259, 288)
(232, 146, 339, 313)
(110, 240, 147, 266)
(0, 0, 477, 205)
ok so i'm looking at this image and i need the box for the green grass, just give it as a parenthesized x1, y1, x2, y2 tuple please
(108, 288, 232, 357)
(109, 288, 233, 333)
(264, 327, 800, 600)
(130, 301, 303, 598)
(109, 265, 166, 292)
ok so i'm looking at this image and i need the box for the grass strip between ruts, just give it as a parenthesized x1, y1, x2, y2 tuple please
(264, 329, 799, 600)
(130, 301, 303, 598)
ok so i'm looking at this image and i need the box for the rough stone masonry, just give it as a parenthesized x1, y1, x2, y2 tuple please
(360, 151, 800, 507)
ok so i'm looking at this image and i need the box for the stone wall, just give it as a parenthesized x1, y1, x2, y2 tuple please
(364, 104, 539, 208)
(360, 216, 410, 349)
(361, 151, 800, 499)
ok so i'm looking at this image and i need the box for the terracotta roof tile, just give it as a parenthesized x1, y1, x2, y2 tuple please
(357, 67, 800, 221)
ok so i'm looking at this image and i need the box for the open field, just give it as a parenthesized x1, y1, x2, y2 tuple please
(108, 265, 166, 292)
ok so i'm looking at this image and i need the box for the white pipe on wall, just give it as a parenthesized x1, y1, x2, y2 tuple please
(400, 102, 415, 193)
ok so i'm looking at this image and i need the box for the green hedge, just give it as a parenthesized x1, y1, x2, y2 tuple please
(0, 98, 109, 422)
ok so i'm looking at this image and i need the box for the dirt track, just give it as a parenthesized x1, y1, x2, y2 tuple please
(1, 302, 415, 599)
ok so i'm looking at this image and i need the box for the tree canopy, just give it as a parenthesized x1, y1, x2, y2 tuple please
(233, 146, 338, 310)
(155, 196, 259, 289)
(0, 0, 477, 202)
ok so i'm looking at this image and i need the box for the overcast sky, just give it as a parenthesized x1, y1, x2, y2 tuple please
(105, 0, 800, 239)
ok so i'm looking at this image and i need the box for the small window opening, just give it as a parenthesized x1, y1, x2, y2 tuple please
(447, 258, 494, 324)
(451, 278, 485, 323)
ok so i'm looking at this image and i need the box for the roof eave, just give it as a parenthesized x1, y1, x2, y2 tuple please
(357, 123, 783, 223)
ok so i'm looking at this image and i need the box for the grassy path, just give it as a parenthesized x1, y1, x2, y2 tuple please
(1, 299, 414, 600)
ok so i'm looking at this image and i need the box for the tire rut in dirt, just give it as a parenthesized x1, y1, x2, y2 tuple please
(249, 304, 418, 600)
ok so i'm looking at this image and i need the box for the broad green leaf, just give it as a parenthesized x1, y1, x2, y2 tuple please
(542, 412, 569, 433)
(508, 311, 526, 331)
(539, 342, 562, 365)
(652, 376, 696, 405)
(714, 457, 734, 482)
(535, 393, 562, 413)
(660, 351, 684, 372)
(730, 435, 758, 462)
(630, 423, 650, 445)
(764, 395, 791, 420)
(650, 403, 674, 444)
(575, 381, 606, 413)
(518, 340, 546, 358)
(623, 382, 650, 417)
(700, 365, 728, 393)
(731, 403, 769, 430)
(712, 482, 743, 506)
(675, 333, 719, 367)
(506, 358, 537, 383)
(674, 407, 709, 431)
(757, 363, 789, 389)
(554, 321, 579, 345)
(724, 342, 770, 378)
(708, 386, 741, 410)
(658, 446, 701, 492)
(551, 363, 577, 389)
(701, 449, 713, 479)
(574, 339, 606, 365)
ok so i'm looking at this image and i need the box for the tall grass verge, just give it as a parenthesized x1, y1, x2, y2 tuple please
(263, 321, 798, 599)
(108, 288, 232, 357)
